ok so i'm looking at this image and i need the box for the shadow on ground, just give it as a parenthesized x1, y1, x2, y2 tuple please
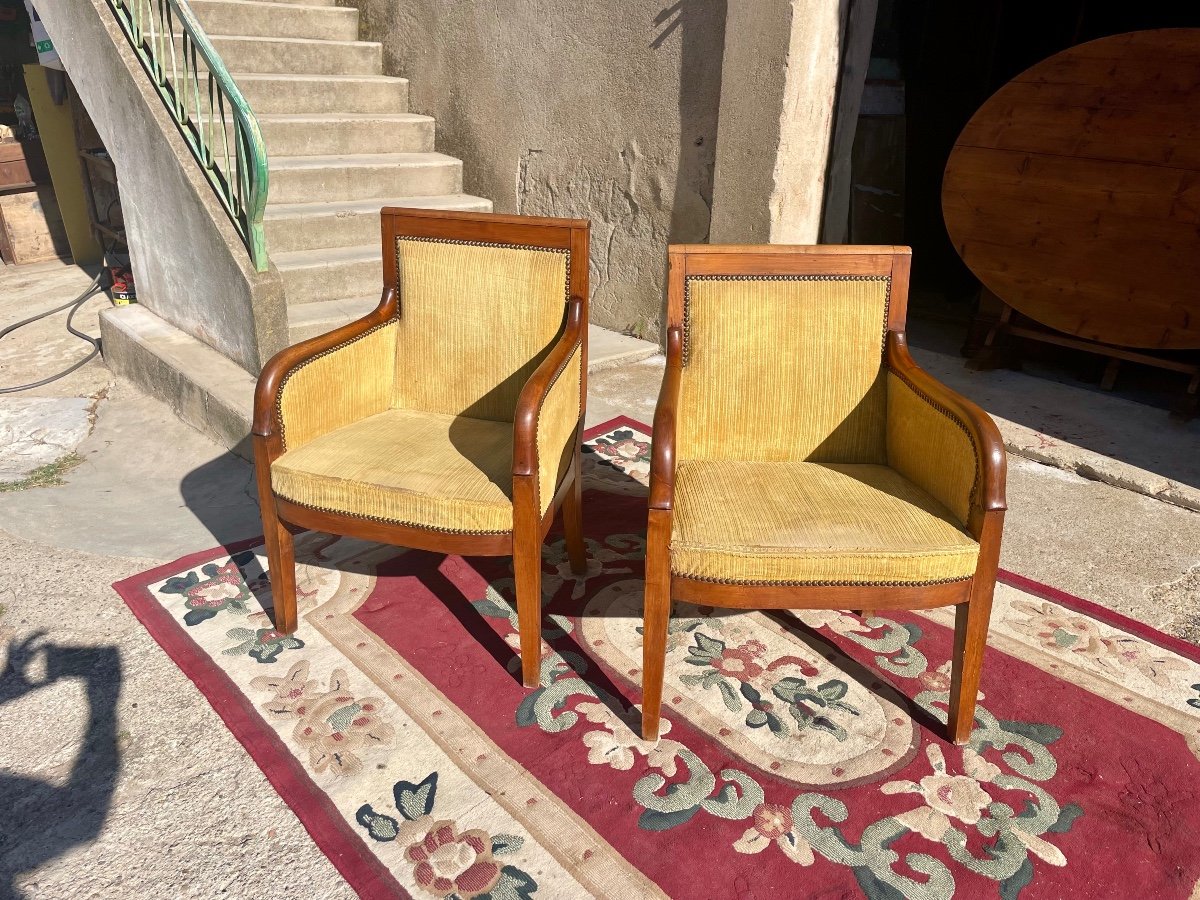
(0, 634, 121, 900)
(179, 451, 265, 551)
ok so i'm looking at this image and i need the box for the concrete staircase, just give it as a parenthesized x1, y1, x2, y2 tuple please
(189, 0, 492, 343)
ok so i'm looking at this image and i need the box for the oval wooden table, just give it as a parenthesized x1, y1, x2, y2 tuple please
(943, 29, 1200, 360)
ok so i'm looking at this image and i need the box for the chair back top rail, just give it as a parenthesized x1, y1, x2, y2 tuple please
(107, 0, 269, 271)
(667, 244, 912, 332)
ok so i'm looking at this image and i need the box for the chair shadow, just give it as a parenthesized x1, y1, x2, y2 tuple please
(0, 634, 121, 899)
(760, 608, 949, 737)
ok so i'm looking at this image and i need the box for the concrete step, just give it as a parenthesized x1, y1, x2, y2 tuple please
(588, 326, 661, 370)
(286, 295, 380, 343)
(189, 0, 358, 41)
(268, 152, 462, 203)
(228, 74, 408, 115)
(274, 243, 380, 305)
(99, 305, 255, 460)
(264, 193, 492, 253)
(196, 36, 383, 76)
(252, 113, 433, 158)
(101, 302, 661, 460)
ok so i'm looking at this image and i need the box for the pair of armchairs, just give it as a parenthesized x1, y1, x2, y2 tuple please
(253, 209, 1006, 747)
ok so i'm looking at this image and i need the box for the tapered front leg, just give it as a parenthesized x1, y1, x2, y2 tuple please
(641, 508, 673, 741)
(947, 588, 995, 744)
(254, 438, 298, 634)
(948, 510, 1003, 745)
(263, 510, 298, 634)
(562, 447, 587, 576)
(513, 474, 544, 688)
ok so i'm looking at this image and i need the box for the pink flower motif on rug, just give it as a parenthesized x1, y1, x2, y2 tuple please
(1012, 600, 1189, 685)
(251, 661, 394, 776)
(405, 822, 502, 899)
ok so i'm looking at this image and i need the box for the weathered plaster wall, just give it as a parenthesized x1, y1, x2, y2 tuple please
(348, 0, 727, 339)
(37, 0, 287, 373)
(710, 0, 851, 245)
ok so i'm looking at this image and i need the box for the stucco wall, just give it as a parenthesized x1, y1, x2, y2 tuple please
(37, 0, 287, 373)
(349, 0, 727, 339)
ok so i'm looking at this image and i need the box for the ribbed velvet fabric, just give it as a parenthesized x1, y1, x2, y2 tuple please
(886, 372, 977, 525)
(393, 239, 569, 421)
(535, 345, 582, 513)
(278, 321, 398, 451)
(676, 277, 890, 464)
(272, 408, 515, 533)
(670, 461, 979, 584)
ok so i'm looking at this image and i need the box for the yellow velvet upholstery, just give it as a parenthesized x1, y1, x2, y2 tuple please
(393, 238, 569, 420)
(535, 344, 582, 512)
(278, 320, 398, 452)
(271, 235, 581, 534)
(670, 461, 979, 584)
(886, 372, 977, 525)
(272, 408, 515, 533)
(677, 276, 890, 463)
(667, 272, 985, 585)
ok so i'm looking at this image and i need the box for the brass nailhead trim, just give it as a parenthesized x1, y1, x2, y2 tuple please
(395, 235, 572, 310)
(275, 492, 511, 536)
(681, 274, 892, 367)
(885, 363, 983, 510)
(275, 318, 398, 452)
(672, 572, 972, 588)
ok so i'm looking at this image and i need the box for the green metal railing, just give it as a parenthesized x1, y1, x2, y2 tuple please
(107, 0, 269, 271)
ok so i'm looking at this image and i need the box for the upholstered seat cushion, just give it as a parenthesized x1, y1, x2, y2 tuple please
(272, 408, 515, 534)
(670, 461, 979, 585)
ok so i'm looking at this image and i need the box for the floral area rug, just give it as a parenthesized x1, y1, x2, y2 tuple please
(114, 417, 1200, 899)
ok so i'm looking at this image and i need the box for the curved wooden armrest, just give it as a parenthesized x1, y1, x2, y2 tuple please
(648, 325, 683, 511)
(252, 288, 397, 439)
(886, 330, 1007, 514)
(512, 295, 586, 476)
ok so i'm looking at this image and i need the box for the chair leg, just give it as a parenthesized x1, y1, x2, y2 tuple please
(262, 503, 298, 634)
(641, 509, 672, 741)
(947, 588, 995, 744)
(513, 474, 543, 688)
(563, 453, 587, 576)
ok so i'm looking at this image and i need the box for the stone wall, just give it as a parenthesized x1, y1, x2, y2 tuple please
(37, 0, 287, 373)
(348, 0, 728, 340)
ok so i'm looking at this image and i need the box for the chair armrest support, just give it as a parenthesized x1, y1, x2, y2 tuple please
(253, 287, 398, 450)
(513, 295, 586, 485)
(648, 326, 683, 511)
(886, 331, 1007, 532)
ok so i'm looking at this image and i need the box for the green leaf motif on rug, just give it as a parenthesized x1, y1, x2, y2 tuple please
(158, 560, 252, 627)
(394, 772, 439, 821)
(222, 627, 304, 663)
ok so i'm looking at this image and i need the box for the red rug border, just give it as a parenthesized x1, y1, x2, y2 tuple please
(112, 546, 409, 900)
(110, 415, 1200, 900)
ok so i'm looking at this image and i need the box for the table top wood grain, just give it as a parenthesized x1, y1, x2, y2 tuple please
(942, 29, 1200, 350)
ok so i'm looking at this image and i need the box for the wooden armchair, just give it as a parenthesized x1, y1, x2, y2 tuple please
(253, 209, 591, 687)
(642, 245, 1006, 743)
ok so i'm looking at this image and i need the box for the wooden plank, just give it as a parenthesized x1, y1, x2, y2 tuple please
(943, 29, 1200, 350)
(0, 187, 71, 264)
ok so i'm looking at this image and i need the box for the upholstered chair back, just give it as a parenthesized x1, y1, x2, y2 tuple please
(675, 274, 892, 464)
(391, 237, 571, 422)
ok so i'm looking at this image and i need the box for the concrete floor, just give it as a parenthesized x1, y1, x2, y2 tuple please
(1, 260, 1198, 897)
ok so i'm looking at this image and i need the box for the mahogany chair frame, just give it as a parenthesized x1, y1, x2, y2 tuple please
(253, 209, 591, 688)
(641, 245, 1007, 743)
